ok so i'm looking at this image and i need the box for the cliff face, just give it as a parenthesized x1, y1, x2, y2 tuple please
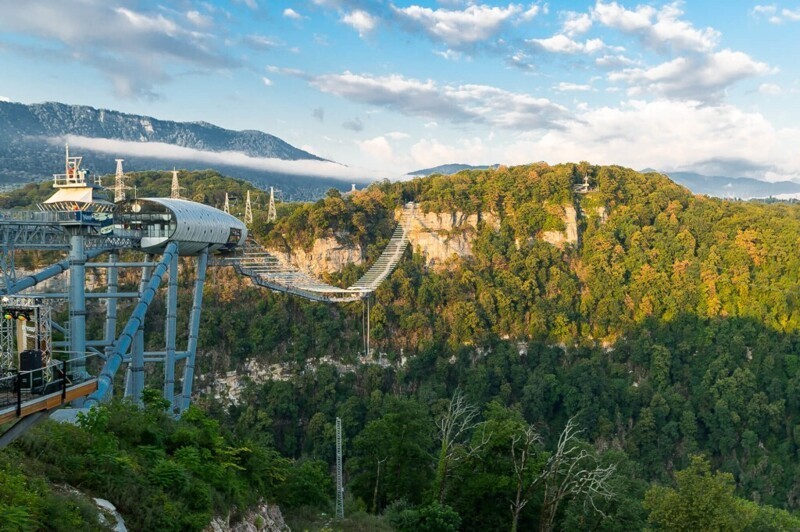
(405, 210, 500, 268)
(267, 236, 362, 276)
(540, 205, 579, 248)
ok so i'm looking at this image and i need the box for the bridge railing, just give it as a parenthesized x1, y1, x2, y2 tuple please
(0, 353, 102, 416)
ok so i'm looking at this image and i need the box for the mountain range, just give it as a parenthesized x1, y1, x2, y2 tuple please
(0, 101, 353, 200)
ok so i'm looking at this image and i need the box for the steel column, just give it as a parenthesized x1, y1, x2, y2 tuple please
(180, 247, 208, 414)
(86, 242, 178, 406)
(163, 251, 178, 415)
(68, 233, 86, 377)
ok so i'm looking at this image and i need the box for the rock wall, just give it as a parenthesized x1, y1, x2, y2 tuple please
(404, 210, 499, 268)
(540, 205, 579, 248)
(268, 235, 362, 276)
(206, 502, 289, 532)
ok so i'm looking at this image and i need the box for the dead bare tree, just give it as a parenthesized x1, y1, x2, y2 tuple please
(510, 424, 543, 532)
(434, 388, 490, 502)
(537, 418, 617, 532)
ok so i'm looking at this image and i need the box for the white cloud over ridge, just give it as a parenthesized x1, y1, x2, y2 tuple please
(57, 136, 374, 181)
(504, 99, 800, 180)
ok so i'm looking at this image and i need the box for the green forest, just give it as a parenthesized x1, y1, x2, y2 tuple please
(3, 163, 800, 531)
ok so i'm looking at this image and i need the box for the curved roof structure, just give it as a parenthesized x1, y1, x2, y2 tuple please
(116, 198, 247, 256)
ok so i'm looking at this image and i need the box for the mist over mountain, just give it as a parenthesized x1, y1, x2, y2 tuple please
(0, 101, 360, 200)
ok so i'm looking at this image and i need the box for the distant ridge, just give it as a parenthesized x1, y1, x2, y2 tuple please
(642, 169, 800, 199)
(407, 163, 500, 177)
(0, 101, 350, 200)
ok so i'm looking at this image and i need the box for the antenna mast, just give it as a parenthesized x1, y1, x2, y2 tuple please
(336, 417, 344, 520)
(244, 190, 253, 225)
(267, 186, 277, 222)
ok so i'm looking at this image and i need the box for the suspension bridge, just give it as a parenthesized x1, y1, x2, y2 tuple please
(0, 148, 414, 445)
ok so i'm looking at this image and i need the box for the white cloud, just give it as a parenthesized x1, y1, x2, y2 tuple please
(592, 1, 720, 53)
(391, 4, 526, 47)
(261, 77, 272, 86)
(528, 35, 609, 54)
(0, 96, 9, 102)
(283, 8, 303, 20)
(609, 49, 772, 100)
(59, 135, 374, 181)
(386, 131, 410, 140)
(562, 11, 592, 36)
(409, 137, 487, 168)
(595, 53, 638, 68)
(342, 9, 378, 37)
(759, 83, 782, 95)
(434, 49, 462, 60)
(359, 136, 394, 162)
(186, 10, 212, 28)
(0, 1, 236, 98)
(307, 71, 570, 129)
(555, 82, 592, 91)
(424, 121, 439, 128)
(503, 99, 800, 180)
(244, 34, 279, 50)
(782, 7, 800, 20)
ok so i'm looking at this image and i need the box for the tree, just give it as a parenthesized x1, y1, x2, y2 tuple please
(433, 389, 489, 503)
(510, 424, 544, 532)
(644, 455, 752, 531)
(536, 418, 616, 532)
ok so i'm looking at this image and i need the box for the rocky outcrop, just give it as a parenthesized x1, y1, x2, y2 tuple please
(268, 236, 362, 276)
(405, 210, 499, 268)
(206, 502, 289, 532)
(540, 205, 578, 248)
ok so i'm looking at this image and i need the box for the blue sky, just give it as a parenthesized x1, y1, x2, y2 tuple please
(0, 0, 798, 181)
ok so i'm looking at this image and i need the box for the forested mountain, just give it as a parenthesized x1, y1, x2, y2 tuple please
(657, 170, 800, 199)
(4, 163, 800, 530)
(0, 101, 354, 200)
(407, 163, 500, 177)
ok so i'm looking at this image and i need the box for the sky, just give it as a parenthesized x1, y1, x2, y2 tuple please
(0, 0, 798, 181)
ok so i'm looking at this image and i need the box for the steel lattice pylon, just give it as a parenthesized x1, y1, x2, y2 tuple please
(336, 416, 344, 520)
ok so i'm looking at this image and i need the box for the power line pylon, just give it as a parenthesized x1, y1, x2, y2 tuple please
(267, 186, 277, 222)
(170, 168, 184, 199)
(112, 159, 130, 202)
(223, 192, 230, 214)
(244, 190, 253, 226)
(336, 417, 344, 520)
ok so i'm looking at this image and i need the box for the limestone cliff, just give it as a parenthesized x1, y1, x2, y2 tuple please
(403, 210, 499, 268)
(540, 205, 579, 248)
(267, 235, 362, 276)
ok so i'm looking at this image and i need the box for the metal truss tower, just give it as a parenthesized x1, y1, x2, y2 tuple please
(267, 187, 277, 223)
(112, 159, 129, 202)
(244, 191, 253, 226)
(223, 193, 230, 214)
(336, 416, 345, 519)
(170, 169, 184, 199)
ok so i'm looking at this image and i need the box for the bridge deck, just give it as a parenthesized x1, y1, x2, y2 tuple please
(229, 203, 415, 302)
(0, 379, 98, 425)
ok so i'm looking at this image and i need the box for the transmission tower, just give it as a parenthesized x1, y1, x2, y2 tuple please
(336, 417, 344, 519)
(244, 190, 253, 226)
(267, 186, 277, 222)
(223, 192, 230, 214)
(112, 159, 130, 202)
(170, 168, 184, 199)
